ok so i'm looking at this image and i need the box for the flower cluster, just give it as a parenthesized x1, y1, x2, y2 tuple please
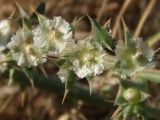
(4, 14, 107, 82)
(2, 13, 154, 85)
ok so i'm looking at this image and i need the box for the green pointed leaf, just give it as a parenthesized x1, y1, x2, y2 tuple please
(133, 105, 141, 114)
(22, 68, 35, 89)
(16, 1, 45, 26)
(18, 18, 32, 27)
(22, 18, 31, 30)
(15, 2, 31, 27)
(122, 20, 137, 54)
(62, 70, 76, 103)
(62, 89, 69, 104)
(88, 17, 115, 51)
(30, 1, 46, 23)
(86, 76, 94, 95)
(65, 70, 76, 90)
(123, 105, 134, 119)
(36, 13, 48, 27)
(15, 1, 29, 18)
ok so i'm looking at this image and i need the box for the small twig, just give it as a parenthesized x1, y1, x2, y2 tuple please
(8, 9, 16, 19)
(111, 107, 122, 120)
(147, 32, 160, 47)
(20, 91, 26, 108)
(0, 96, 13, 114)
(112, 0, 132, 38)
(96, 0, 108, 22)
(155, 47, 160, 53)
(134, 0, 156, 37)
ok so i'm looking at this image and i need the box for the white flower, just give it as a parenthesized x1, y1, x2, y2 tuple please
(0, 52, 7, 73)
(32, 16, 73, 56)
(72, 39, 106, 78)
(0, 19, 11, 50)
(7, 29, 46, 67)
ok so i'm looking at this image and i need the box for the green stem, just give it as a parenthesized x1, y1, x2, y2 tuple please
(13, 70, 111, 107)
(136, 70, 160, 83)
(12, 70, 160, 119)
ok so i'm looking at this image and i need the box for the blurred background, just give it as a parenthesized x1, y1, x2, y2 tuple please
(0, 0, 160, 120)
(1, 0, 160, 39)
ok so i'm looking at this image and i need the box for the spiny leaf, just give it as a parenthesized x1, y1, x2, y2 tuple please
(22, 18, 30, 30)
(122, 20, 136, 53)
(15, 1, 29, 18)
(22, 68, 35, 89)
(65, 71, 75, 89)
(15, 2, 31, 26)
(30, 1, 46, 23)
(86, 76, 93, 95)
(62, 70, 76, 103)
(62, 89, 69, 104)
(16, 1, 45, 26)
(88, 16, 115, 51)
(36, 13, 48, 26)
(123, 105, 134, 119)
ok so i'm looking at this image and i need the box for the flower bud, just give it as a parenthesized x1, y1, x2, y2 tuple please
(123, 88, 141, 104)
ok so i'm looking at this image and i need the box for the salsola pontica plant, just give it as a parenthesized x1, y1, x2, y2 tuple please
(0, 1, 160, 120)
